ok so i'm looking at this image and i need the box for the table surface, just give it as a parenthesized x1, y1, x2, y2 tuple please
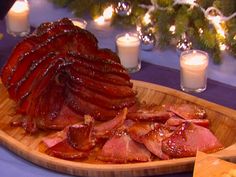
(0, 0, 235, 177)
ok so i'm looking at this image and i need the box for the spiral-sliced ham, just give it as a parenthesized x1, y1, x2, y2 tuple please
(1, 18, 136, 132)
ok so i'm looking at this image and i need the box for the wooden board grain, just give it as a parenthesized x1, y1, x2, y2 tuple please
(0, 80, 235, 177)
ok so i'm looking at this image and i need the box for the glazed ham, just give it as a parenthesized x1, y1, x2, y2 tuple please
(1, 18, 136, 132)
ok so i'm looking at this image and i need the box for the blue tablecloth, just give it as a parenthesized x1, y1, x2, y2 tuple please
(0, 15, 235, 177)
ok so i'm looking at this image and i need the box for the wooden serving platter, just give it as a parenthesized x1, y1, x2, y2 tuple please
(0, 80, 235, 177)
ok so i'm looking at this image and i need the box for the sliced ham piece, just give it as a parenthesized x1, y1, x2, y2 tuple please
(128, 122, 155, 143)
(67, 115, 96, 151)
(42, 127, 68, 148)
(127, 104, 173, 122)
(142, 125, 171, 160)
(165, 116, 210, 128)
(93, 108, 127, 138)
(98, 132, 151, 163)
(162, 122, 223, 158)
(166, 103, 206, 120)
(45, 140, 89, 160)
(35, 104, 82, 131)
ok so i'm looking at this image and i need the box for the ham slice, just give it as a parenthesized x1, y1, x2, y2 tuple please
(142, 127, 171, 160)
(98, 132, 151, 163)
(42, 127, 68, 148)
(67, 115, 96, 151)
(166, 103, 206, 120)
(128, 122, 155, 143)
(162, 122, 223, 158)
(45, 140, 89, 160)
(93, 108, 127, 138)
(165, 116, 210, 128)
(127, 104, 173, 122)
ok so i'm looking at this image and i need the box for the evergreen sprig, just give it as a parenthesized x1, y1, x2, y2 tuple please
(50, 0, 236, 63)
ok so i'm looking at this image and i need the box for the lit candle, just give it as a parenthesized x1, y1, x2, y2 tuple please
(180, 50, 209, 93)
(71, 18, 87, 29)
(116, 33, 141, 72)
(6, 0, 30, 37)
(93, 6, 113, 28)
(94, 16, 106, 25)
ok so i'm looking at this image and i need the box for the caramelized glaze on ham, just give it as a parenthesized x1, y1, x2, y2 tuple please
(166, 103, 206, 120)
(41, 104, 223, 163)
(45, 140, 89, 160)
(1, 18, 136, 132)
(162, 122, 223, 158)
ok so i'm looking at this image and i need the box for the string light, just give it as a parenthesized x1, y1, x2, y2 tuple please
(103, 6, 114, 20)
(139, 0, 236, 52)
(198, 28, 203, 35)
(169, 25, 176, 34)
(219, 43, 227, 51)
(140, 1, 236, 31)
(143, 13, 151, 25)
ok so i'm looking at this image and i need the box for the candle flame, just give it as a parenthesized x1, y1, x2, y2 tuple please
(11, 0, 29, 13)
(103, 6, 114, 20)
(94, 16, 105, 25)
(125, 33, 130, 40)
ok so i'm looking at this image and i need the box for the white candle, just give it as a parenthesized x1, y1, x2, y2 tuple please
(116, 33, 141, 72)
(6, 0, 30, 36)
(71, 18, 87, 29)
(180, 50, 209, 92)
